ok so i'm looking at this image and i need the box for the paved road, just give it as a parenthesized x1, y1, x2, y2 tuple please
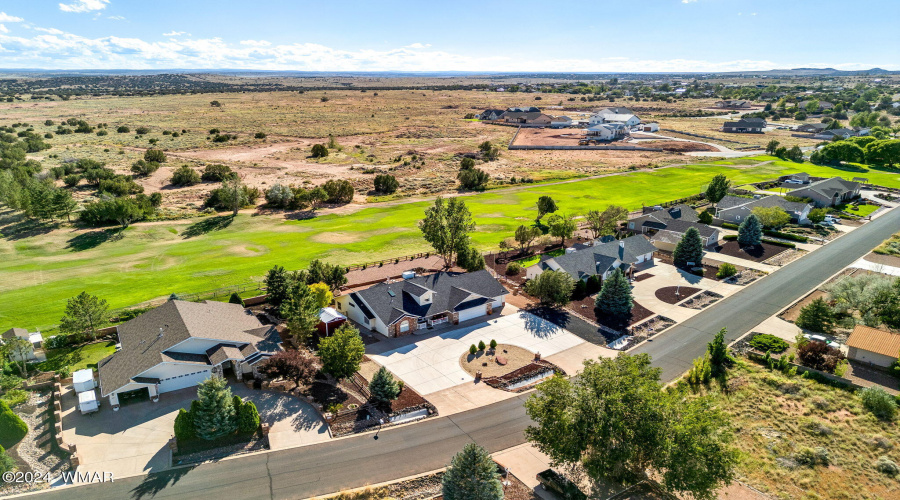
(634, 207, 900, 381)
(37, 208, 900, 500)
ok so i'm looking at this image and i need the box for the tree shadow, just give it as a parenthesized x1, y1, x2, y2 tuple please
(129, 465, 194, 500)
(283, 210, 317, 221)
(181, 215, 234, 239)
(0, 211, 59, 241)
(66, 228, 123, 251)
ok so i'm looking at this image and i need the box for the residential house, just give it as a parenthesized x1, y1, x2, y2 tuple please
(594, 106, 634, 116)
(507, 106, 541, 113)
(501, 111, 553, 126)
(1, 328, 43, 362)
(714, 100, 752, 109)
(96, 300, 281, 410)
(722, 119, 765, 133)
(795, 123, 829, 134)
(335, 270, 507, 338)
(846, 325, 900, 368)
(814, 128, 856, 140)
(550, 116, 573, 128)
(525, 235, 656, 282)
(584, 122, 626, 141)
(641, 122, 660, 132)
(715, 195, 813, 224)
(799, 100, 834, 112)
(787, 177, 861, 207)
(780, 172, 811, 185)
(477, 109, 505, 121)
(627, 205, 720, 251)
(589, 112, 641, 128)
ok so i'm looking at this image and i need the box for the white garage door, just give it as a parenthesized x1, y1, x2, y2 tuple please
(492, 298, 504, 309)
(458, 305, 486, 323)
(158, 369, 211, 394)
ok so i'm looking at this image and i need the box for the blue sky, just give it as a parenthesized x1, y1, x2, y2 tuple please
(0, 0, 897, 72)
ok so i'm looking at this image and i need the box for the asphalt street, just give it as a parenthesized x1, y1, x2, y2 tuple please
(36, 206, 900, 500)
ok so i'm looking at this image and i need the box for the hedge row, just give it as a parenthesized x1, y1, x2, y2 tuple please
(721, 222, 740, 230)
(763, 230, 809, 243)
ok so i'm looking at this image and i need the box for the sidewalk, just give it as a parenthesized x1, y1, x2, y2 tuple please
(704, 252, 778, 273)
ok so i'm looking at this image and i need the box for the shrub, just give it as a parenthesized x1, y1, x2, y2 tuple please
(322, 179, 354, 204)
(238, 400, 260, 433)
(721, 222, 740, 230)
(311, 144, 329, 158)
(254, 132, 267, 139)
(686, 355, 712, 385)
(469, 344, 477, 355)
(368, 366, 400, 404)
(201, 164, 234, 182)
(144, 149, 166, 163)
(505, 262, 522, 276)
(0, 400, 28, 449)
(171, 165, 201, 186)
(794, 447, 830, 467)
(458, 167, 490, 190)
(698, 210, 713, 224)
(489, 339, 497, 349)
(116, 126, 130, 133)
(1, 390, 28, 408)
(764, 230, 808, 242)
(748, 334, 789, 353)
(478, 340, 486, 351)
(716, 262, 737, 279)
(44, 334, 72, 350)
(796, 340, 844, 373)
(228, 292, 244, 306)
(373, 174, 399, 194)
(174, 408, 195, 441)
(63, 174, 81, 187)
(131, 160, 160, 177)
(860, 387, 897, 421)
(876, 456, 900, 476)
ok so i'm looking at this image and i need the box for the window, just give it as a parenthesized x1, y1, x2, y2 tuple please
(400, 322, 410, 333)
(336, 302, 342, 310)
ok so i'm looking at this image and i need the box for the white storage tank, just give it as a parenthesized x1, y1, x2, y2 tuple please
(72, 369, 95, 393)
(78, 389, 99, 414)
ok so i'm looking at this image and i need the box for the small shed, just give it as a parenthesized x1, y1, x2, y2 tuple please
(78, 390, 99, 414)
(317, 307, 347, 336)
(73, 369, 96, 393)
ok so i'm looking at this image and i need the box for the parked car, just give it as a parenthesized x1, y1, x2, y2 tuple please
(784, 179, 804, 185)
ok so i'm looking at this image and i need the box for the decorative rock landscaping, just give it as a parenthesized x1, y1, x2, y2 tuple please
(724, 269, 765, 286)
(763, 248, 806, 267)
(459, 344, 535, 379)
(680, 290, 724, 310)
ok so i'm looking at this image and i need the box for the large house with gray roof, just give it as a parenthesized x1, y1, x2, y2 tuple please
(787, 177, 861, 207)
(525, 235, 656, 282)
(715, 195, 813, 224)
(97, 300, 280, 409)
(335, 270, 507, 338)
(627, 206, 720, 251)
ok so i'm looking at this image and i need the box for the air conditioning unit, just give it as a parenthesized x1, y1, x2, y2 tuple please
(401, 270, 416, 280)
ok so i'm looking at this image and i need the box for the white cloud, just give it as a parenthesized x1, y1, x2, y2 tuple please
(406, 43, 431, 49)
(107, 15, 125, 20)
(0, 25, 7, 34)
(681, 0, 698, 3)
(35, 27, 65, 35)
(59, 0, 110, 13)
(163, 31, 188, 37)
(0, 27, 893, 73)
(0, 12, 24, 22)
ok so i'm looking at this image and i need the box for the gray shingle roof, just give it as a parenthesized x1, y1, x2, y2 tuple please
(718, 195, 810, 215)
(97, 300, 277, 396)
(547, 235, 656, 280)
(789, 177, 860, 200)
(353, 270, 507, 326)
(2, 328, 27, 340)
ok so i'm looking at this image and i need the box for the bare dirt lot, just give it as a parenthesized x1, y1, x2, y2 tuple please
(510, 127, 719, 153)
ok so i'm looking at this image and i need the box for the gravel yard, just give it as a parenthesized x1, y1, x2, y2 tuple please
(458, 344, 535, 378)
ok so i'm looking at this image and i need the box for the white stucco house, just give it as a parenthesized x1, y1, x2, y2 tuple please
(335, 270, 507, 338)
(2, 328, 43, 362)
(97, 300, 281, 410)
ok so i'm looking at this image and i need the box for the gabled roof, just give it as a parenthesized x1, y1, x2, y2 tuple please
(97, 300, 277, 396)
(636, 204, 700, 223)
(594, 106, 633, 115)
(788, 177, 860, 199)
(817, 128, 854, 137)
(2, 328, 28, 340)
(319, 307, 346, 324)
(640, 218, 717, 238)
(546, 235, 656, 280)
(847, 325, 900, 359)
(503, 111, 551, 121)
(723, 119, 764, 128)
(717, 195, 810, 215)
(352, 270, 506, 326)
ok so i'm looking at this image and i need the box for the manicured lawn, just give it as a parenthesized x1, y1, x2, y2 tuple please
(835, 203, 879, 217)
(516, 248, 564, 268)
(2, 158, 899, 330)
(33, 341, 117, 373)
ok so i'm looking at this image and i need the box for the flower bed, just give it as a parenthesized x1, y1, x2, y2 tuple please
(654, 286, 702, 305)
(482, 360, 566, 392)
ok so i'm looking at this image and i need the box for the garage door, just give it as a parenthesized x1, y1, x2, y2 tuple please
(158, 369, 211, 394)
(458, 306, 485, 323)
(491, 298, 504, 309)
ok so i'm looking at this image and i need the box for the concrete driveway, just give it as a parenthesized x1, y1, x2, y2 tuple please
(367, 311, 584, 395)
(61, 381, 329, 478)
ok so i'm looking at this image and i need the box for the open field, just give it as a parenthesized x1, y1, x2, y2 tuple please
(2, 157, 899, 330)
(700, 360, 900, 500)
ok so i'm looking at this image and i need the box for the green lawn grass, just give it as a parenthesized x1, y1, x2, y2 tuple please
(2, 158, 899, 330)
(516, 248, 564, 268)
(33, 341, 117, 373)
(836, 203, 879, 217)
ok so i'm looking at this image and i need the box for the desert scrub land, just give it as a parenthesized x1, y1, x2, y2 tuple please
(875, 232, 900, 256)
(2, 157, 897, 330)
(698, 361, 900, 500)
(4, 91, 721, 208)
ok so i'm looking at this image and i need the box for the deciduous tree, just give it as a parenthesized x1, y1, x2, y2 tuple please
(536, 195, 557, 221)
(258, 349, 321, 386)
(514, 224, 541, 253)
(525, 270, 575, 307)
(547, 214, 577, 246)
(585, 205, 628, 239)
(751, 206, 791, 228)
(318, 323, 365, 380)
(59, 291, 109, 340)
(705, 174, 731, 208)
(419, 197, 475, 268)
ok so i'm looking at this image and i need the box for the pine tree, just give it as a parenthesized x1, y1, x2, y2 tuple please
(738, 214, 762, 246)
(193, 376, 237, 440)
(596, 269, 633, 327)
(441, 443, 504, 500)
(673, 226, 704, 267)
(796, 297, 835, 334)
(368, 366, 400, 404)
(707, 327, 732, 374)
